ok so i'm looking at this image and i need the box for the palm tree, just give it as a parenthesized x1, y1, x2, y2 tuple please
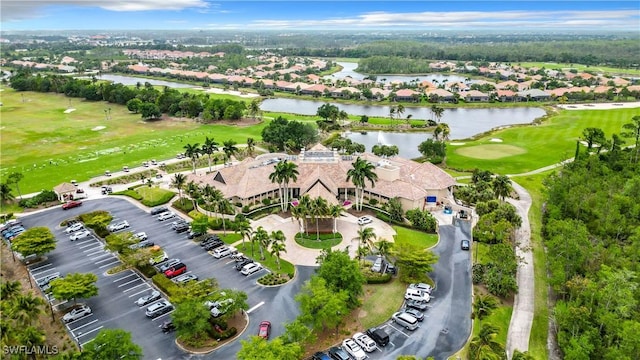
(268, 164, 285, 211)
(431, 105, 445, 123)
(298, 195, 313, 236)
(622, 115, 640, 163)
(248, 98, 261, 119)
(253, 226, 270, 260)
(309, 197, 328, 240)
(290, 203, 306, 233)
(171, 173, 187, 205)
(222, 139, 239, 164)
(376, 240, 392, 259)
(235, 220, 253, 250)
(512, 350, 535, 360)
(328, 204, 345, 234)
(346, 157, 378, 211)
(389, 105, 396, 128)
(357, 245, 369, 265)
(201, 137, 219, 172)
(269, 230, 286, 269)
(10, 294, 44, 327)
(0, 281, 21, 300)
(0, 183, 15, 202)
(469, 323, 505, 360)
(396, 104, 405, 127)
(183, 142, 201, 174)
(246, 138, 256, 157)
(473, 294, 499, 320)
(269, 160, 299, 211)
(17, 326, 45, 349)
(217, 198, 233, 235)
(492, 175, 513, 201)
(440, 123, 451, 141)
(186, 181, 200, 210)
(358, 227, 376, 251)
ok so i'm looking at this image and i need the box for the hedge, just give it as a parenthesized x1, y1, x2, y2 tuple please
(18, 190, 58, 208)
(365, 273, 393, 284)
(152, 273, 180, 297)
(257, 273, 290, 286)
(173, 198, 195, 214)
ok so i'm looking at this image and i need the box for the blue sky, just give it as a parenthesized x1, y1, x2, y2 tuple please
(1, 1, 639, 31)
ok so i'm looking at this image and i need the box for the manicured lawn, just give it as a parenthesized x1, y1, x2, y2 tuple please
(516, 62, 640, 76)
(393, 226, 439, 249)
(219, 233, 242, 245)
(241, 248, 295, 277)
(135, 186, 175, 207)
(359, 278, 406, 329)
(0, 88, 267, 193)
(294, 232, 343, 249)
(446, 107, 639, 174)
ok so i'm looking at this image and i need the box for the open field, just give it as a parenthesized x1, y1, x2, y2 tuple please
(516, 62, 640, 76)
(446, 107, 640, 174)
(0, 88, 267, 193)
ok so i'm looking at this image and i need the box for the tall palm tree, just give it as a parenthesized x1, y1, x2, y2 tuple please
(186, 181, 200, 210)
(396, 104, 405, 127)
(357, 245, 369, 265)
(17, 326, 45, 349)
(469, 323, 505, 360)
(235, 220, 253, 250)
(431, 105, 445, 123)
(328, 204, 345, 234)
(298, 195, 313, 235)
(473, 294, 499, 320)
(290, 204, 306, 233)
(248, 98, 261, 119)
(10, 294, 44, 327)
(492, 175, 513, 201)
(246, 138, 256, 157)
(376, 240, 392, 259)
(171, 173, 187, 205)
(0, 281, 21, 301)
(183, 142, 201, 174)
(346, 157, 378, 211)
(269, 230, 286, 269)
(217, 198, 233, 235)
(358, 227, 376, 251)
(201, 137, 219, 172)
(440, 123, 451, 141)
(222, 139, 239, 164)
(269, 160, 299, 211)
(388, 105, 396, 128)
(309, 197, 328, 240)
(268, 164, 285, 211)
(252, 226, 270, 260)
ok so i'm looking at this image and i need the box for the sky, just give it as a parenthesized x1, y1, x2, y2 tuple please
(1, 0, 639, 31)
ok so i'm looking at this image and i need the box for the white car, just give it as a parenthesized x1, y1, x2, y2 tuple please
(65, 223, 84, 233)
(357, 216, 373, 226)
(62, 304, 92, 323)
(133, 232, 148, 241)
(149, 251, 168, 265)
(405, 288, 430, 303)
(240, 262, 262, 276)
(211, 246, 237, 259)
(69, 229, 91, 241)
(409, 283, 433, 294)
(353, 332, 377, 353)
(158, 212, 175, 221)
(108, 220, 129, 231)
(135, 290, 161, 306)
(210, 298, 234, 317)
(342, 338, 368, 360)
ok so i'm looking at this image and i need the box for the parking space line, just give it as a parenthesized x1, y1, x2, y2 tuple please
(90, 253, 111, 260)
(99, 260, 120, 269)
(95, 257, 117, 264)
(65, 315, 95, 326)
(83, 246, 103, 253)
(118, 279, 142, 288)
(387, 323, 411, 337)
(224, 260, 235, 265)
(34, 272, 59, 281)
(31, 268, 58, 277)
(29, 263, 52, 271)
(113, 273, 137, 282)
(123, 283, 147, 292)
(246, 301, 265, 314)
(75, 239, 95, 246)
(78, 241, 101, 249)
(75, 325, 104, 338)
(128, 288, 151, 298)
(69, 319, 98, 332)
(79, 338, 95, 347)
(85, 249, 105, 256)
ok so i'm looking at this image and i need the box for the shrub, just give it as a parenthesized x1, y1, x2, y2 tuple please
(137, 264, 157, 278)
(472, 263, 485, 284)
(173, 199, 194, 213)
(242, 205, 251, 213)
(234, 202, 242, 208)
(18, 190, 58, 208)
(152, 274, 180, 297)
(79, 210, 113, 238)
(141, 192, 175, 207)
(257, 273, 290, 286)
(368, 198, 379, 206)
(262, 198, 272, 206)
(365, 272, 392, 284)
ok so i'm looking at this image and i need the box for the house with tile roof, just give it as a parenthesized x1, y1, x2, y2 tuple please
(186, 144, 455, 212)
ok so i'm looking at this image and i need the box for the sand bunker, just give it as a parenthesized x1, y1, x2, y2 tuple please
(92, 126, 106, 131)
(449, 142, 466, 146)
(64, 108, 76, 114)
(490, 138, 503, 143)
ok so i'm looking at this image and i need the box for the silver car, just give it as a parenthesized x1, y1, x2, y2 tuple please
(62, 304, 92, 323)
(135, 290, 161, 306)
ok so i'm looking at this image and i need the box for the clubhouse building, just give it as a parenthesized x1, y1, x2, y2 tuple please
(187, 144, 456, 211)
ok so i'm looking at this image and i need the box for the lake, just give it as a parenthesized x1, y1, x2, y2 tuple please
(325, 62, 469, 84)
(90, 74, 196, 88)
(260, 98, 545, 140)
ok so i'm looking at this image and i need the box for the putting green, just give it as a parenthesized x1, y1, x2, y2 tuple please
(455, 144, 526, 159)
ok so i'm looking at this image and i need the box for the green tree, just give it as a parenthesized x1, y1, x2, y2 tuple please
(328, 204, 345, 234)
(269, 230, 287, 270)
(511, 350, 535, 360)
(235, 220, 253, 251)
(346, 157, 378, 211)
(492, 175, 513, 201)
(80, 329, 143, 360)
(183, 142, 201, 174)
(282, 319, 315, 345)
(252, 226, 270, 260)
(11, 227, 56, 258)
(473, 294, 499, 320)
(0, 183, 15, 202)
(104, 232, 137, 254)
(358, 226, 376, 251)
(49, 273, 98, 305)
(269, 160, 299, 212)
(171, 173, 187, 206)
(201, 137, 219, 172)
(9, 293, 44, 327)
(126, 98, 142, 113)
(296, 276, 349, 332)
(582, 127, 607, 152)
(222, 139, 239, 164)
(316, 248, 366, 308)
(7, 172, 24, 199)
(417, 139, 446, 163)
(246, 137, 256, 157)
(248, 98, 261, 120)
(394, 243, 439, 283)
(469, 323, 505, 360)
(621, 115, 640, 162)
(309, 196, 328, 240)
(171, 300, 212, 346)
(139, 102, 161, 120)
(237, 336, 303, 360)
(387, 197, 404, 222)
(316, 103, 340, 122)
(431, 105, 445, 123)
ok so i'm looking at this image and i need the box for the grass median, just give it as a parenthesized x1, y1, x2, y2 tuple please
(393, 226, 439, 249)
(294, 232, 343, 249)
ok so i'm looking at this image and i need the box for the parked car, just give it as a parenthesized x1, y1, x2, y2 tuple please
(342, 338, 367, 360)
(37, 273, 60, 292)
(158, 259, 181, 272)
(101, 186, 113, 195)
(231, 252, 245, 261)
(187, 230, 204, 239)
(357, 216, 373, 226)
(164, 263, 187, 278)
(200, 235, 221, 246)
(170, 220, 188, 229)
(235, 258, 254, 271)
(365, 327, 389, 347)
(173, 273, 198, 284)
(62, 304, 92, 323)
(148, 251, 168, 265)
(409, 283, 433, 294)
(62, 200, 82, 210)
(160, 320, 175, 333)
(392, 311, 419, 330)
(312, 352, 331, 360)
(258, 321, 271, 340)
(405, 288, 430, 302)
(405, 299, 429, 311)
(150, 207, 169, 216)
(174, 223, 189, 233)
(240, 262, 262, 276)
(69, 229, 91, 241)
(210, 298, 234, 317)
(211, 246, 237, 259)
(384, 263, 397, 275)
(130, 240, 154, 250)
(403, 308, 425, 321)
(203, 240, 224, 251)
(371, 256, 383, 272)
(158, 212, 175, 221)
(65, 223, 84, 234)
(135, 290, 161, 306)
(353, 332, 377, 352)
(107, 220, 130, 232)
(328, 346, 350, 360)
(133, 232, 148, 241)
(145, 300, 173, 318)
(461, 239, 470, 250)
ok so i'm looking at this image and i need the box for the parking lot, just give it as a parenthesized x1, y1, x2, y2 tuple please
(20, 198, 310, 359)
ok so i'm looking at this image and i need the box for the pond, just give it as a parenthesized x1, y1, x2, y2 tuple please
(325, 62, 469, 84)
(260, 98, 545, 140)
(89, 74, 197, 88)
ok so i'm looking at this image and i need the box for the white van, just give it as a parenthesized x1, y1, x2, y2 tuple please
(392, 312, 419, 330)
(405, 288, 430, 302)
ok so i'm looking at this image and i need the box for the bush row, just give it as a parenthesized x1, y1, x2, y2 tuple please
(18, 190, 58, 208)
(152, 273, 180, 297)
(78, 210, 113, 238)
(257, 273, 290, 286)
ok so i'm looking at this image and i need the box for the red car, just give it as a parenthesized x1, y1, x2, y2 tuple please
(164, 263, 186, 278)
(62, 201, 83, 210)
(258, 321, 271, 340)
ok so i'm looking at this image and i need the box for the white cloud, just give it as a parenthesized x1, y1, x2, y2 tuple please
(1, 0, 209, 21)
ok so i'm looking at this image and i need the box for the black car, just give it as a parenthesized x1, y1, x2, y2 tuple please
(406, 299, 429, 311)
(160, 320, 175, 333)
(200, 235, 221, 246)
(385, 263, 397, 275)
(187, 230, 204, 239)
(174, 223, 190, 233)
(204, 240, 224, 251)
(461, 239, 471, 251)
(328, 346, 350, 360)
(150, 207, 169, 216)
(235, 258, 254, 271)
